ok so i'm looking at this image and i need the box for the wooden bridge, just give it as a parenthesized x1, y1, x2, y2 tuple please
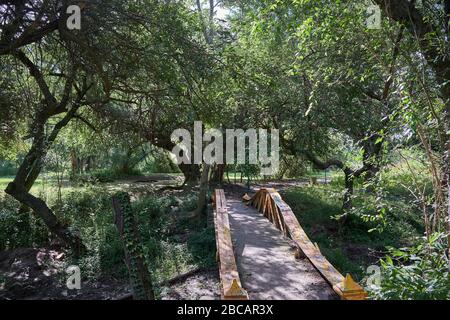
(213, 188, 368, 300)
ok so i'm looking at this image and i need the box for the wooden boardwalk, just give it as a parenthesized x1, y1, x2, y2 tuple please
(227, 198, 336, 300)
(213, 188, 368, 300)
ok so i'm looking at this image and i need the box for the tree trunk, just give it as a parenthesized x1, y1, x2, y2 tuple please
(120, 162, 130, 175)
(86, 156, 94, 172)
(179, 163, 201, 185)
(343, 168, 354, 211)
(120, 148, 134, 174)
(14, 163, 43, 247)
(5, 109, 86, 255)
(447, 183, 450, 258)
(70, 150, 79, 177)
(360, 133, 382, 191)
(210, 163, 225, 184)
(6, 182, 85, 254)
(4, 46, 92, 255)
(194, 164, 211, 222)
(167, 154, 180, 173)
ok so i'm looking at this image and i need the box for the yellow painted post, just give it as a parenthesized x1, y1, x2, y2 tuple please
(333, 274, 368, 300)
(224, 279, 249, 300)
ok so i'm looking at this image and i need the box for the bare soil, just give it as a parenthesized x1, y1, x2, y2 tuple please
(0, 247, 219, 300)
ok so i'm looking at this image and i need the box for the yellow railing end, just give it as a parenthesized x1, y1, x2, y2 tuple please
(333, 274, 368, 300)
(224, 279, 249, 300)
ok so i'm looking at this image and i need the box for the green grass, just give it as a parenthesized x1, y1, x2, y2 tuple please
(0, 174, 67, 194)
(282, 186, 364, 277)
(304, 169, 342, 180)
(282, 178, 425, 280)
(0, 171, 185, 200)
(0, 176, 14, 190)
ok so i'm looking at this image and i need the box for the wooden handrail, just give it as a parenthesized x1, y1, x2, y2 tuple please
(245, 188, 368, 300)
(213, 189, 249, 300)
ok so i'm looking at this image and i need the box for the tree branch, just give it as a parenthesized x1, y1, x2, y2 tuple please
(13, 49, 57, 109)
(74, 114, 98, 132)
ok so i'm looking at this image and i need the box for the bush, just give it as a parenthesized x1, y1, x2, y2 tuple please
(90, 169, 116, 182)
(147, 151, 179, 174)
(369, 233, 450, 300)
(56, 188, 122, 277)
(179, 195, 198, 212)
(0, 196, 49, 250)
(0, 196, 23, 250)
(187, 226, 217, 268)
(133, 196, 171, 239)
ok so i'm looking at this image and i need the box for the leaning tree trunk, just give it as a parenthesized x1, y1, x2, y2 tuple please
(5, 105, 87, 255)
(7, 182, 86, 253)
(15, 163, 42, 247)
(5, 129, 86, 255)
(4, 46, 97, 255)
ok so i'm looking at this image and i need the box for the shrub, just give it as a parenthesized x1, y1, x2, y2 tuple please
(0, 196, 22, 250)
(187, 227, 216, 268)
(0, 196, 49, 250)
(179, 195, 198, 212)
(369, 233, 450, 300)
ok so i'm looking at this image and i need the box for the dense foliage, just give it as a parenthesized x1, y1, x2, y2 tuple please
(0, 0, 449, 300)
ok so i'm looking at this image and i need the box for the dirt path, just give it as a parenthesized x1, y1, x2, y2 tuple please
(227, 198, 337, 300)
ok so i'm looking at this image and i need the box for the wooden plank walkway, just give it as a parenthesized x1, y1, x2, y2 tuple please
(213, 188, 367, 300)
(246, 188, 368, 300)
(226, 198, 337, 300)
